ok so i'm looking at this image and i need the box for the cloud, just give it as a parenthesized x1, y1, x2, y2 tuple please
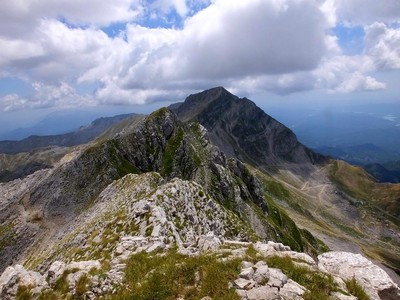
(0, 0, 142, 38)
(92, 0, 331, 101)
(1, 82, 95, 111)
(335, 0, 400, 25)
(0, 0, 398, 111)
(364, 23, 400, 70)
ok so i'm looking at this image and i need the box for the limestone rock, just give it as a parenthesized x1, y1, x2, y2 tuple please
(318, 251, 400, 300)
(197, 232, 221, 251)
(234, 278, 255, 290)
(330, 292, 358, 300)
(268, 268, 288, 289)
(279, 279, 307, 300)
(239, 267, 255, 280)
(246, 286, 280, 300)
(0, 265, 48, 299)
(253, 265, 270, 285)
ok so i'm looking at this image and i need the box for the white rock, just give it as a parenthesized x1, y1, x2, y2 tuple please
(267, 241, 291, 251)
(241, 261, 254, 269)
(246, 286, 280, 300)
(279, 279, 307, 300)
(253, 265, 270, 285)
(0, 264, 48, 298)
(48, 261, 66, 282)
(239, 267, 255, 280)
(197, 232, 221, 251)
(330, 292, 358, 300)
(268, 268, 288, 288)
(281, 251, 316, 266)
(234, 278, 254, 290)
(146, 241, 166, 253)
(254, 261, 267, 268)
(318, 251, 400, 300)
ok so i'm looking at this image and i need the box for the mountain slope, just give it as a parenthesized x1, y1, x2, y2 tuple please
(173, 87, 325, 174)
(0, 113, 138, 155)
(0, 107, 323, 275)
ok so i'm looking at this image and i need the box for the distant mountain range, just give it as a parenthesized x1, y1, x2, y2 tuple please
(0, 113, 138, 155)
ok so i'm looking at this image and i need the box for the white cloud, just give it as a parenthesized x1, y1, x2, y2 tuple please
(0, 0, 142, 37)
(2, 82, 95, 111)
(335, 0, 400, 25)
(364, 23, 400, 70)
(0, 0, 398, 111)
(335, 72, 386, 93)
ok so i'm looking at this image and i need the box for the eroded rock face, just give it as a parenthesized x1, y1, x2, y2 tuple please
(318, 251, 400, 300)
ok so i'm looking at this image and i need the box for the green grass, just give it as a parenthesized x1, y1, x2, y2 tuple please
(16, 285, 32, 300)
(105, 250, 241, 300)
(345, 278, 370, 300)
(266, 256, 338, 300)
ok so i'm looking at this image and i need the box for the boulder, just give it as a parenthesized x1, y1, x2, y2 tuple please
(318, 251, 400, 300)
(239, 267, 255, 280)
(279, 279, 307, 300)
(0, 265, 48, 299)
(268, 268, 288, 289)
(246, 286, 280, 300)
(253, 265, 270, 285)
(197, 232, 221, 251)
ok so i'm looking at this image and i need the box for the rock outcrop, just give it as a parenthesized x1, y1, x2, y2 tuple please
(319, 251, 400, 300)
(2, 237, 399, 299)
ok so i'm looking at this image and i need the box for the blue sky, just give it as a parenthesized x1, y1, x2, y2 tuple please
(0, 0, 399, 131)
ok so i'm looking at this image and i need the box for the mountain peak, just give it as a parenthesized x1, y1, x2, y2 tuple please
(173, 88, 325, 171)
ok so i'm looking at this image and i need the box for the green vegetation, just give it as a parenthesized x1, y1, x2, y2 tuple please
(161, 127, 185, 176)
(0, 221, 15, 252)
(16, 285, 32, 300)
(105, 250, 241, 300)
(345, 278, 370, 300)
(266, 256, 338, 300)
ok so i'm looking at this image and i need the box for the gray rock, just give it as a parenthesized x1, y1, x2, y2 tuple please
(234, 278, 254, 290)
(318, 251, 400, 300)
(0, 265, 48, 299)
(330, 292, 358, 300)
(253, 265, 270, 285)
(239, 267, 255, 280)
(268, 268, 288, 288)
(246, 286, 280, 300)
(197, 232, 221, 251)
(241, 261, 254, 269)
(279, 279, 307, 299)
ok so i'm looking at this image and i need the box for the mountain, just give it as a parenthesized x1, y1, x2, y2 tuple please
(173, 87, 325, 174)
(364, 161, 400, 183)
(0, 88, 399, 299)
(0, 110, 103, 141)
(314, 143, 400, 166)
(264, 104, 400, 166)
(0, 113, 138, 155)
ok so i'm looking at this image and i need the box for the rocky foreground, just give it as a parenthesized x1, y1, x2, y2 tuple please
(1, 233, 399, 299)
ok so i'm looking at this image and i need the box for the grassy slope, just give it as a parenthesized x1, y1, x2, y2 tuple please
(248, 161, 400, 273)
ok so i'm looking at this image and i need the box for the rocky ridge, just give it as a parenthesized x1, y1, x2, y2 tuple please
(0, 107, 323, 274)
(1, 232, 399, 299)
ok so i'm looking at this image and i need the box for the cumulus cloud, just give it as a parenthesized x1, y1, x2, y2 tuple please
(335, 0, 400, 25)
(1, 82, 95, 111)
(364, 23, 400, 70)
(0, 0, 142, 37)
(0, 0, 398, 111)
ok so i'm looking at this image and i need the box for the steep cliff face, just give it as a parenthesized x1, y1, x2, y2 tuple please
(173, 87, 325, 171)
